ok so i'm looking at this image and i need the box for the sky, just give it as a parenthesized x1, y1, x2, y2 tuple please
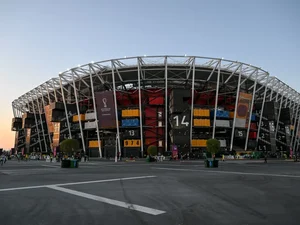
(0, 0, 299, 149)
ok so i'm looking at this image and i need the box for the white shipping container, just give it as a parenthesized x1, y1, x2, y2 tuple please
(84, 121, 97, 129)
(235, 118, 246, 128)
(85, 112, 96, 121)
(219, 139, 226, 147)
(158, 140, 163, 147)
(215, 120, 230, 127)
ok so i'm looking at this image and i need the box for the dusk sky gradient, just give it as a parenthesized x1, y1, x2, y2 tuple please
(0, 0, 299, 149)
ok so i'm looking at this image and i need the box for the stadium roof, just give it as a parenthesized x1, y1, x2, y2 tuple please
(12, 55, 300, 114)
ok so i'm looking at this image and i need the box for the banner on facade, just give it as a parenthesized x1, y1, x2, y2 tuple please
(52, 122, 61, 147)
(44, 105, 54, 133)
(235, 92, 252, 128)
(95, 91, 117, 128)
(26, 128, 31, 147)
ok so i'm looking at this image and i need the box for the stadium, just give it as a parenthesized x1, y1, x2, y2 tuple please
(11, 55, 300, 158)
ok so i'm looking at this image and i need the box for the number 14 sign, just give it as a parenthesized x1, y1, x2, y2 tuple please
(172, 113, 190, 128)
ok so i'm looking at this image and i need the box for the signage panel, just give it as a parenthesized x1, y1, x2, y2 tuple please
(95, 91, 117, 128)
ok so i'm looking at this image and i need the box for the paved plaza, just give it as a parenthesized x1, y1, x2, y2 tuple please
(0, 159, 300, 225)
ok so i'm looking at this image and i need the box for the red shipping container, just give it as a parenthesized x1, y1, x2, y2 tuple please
(145, 138, 157, 146)
(149, 97, 164, 105)
(195, 98, 207, 105)
(145, 107, 157, 118)
(144, 130, 157, 138)
(145, 119, 156, 126)
(249, 132, 257, 139)
(157, 128, 164, 135)
(250, 123, 257, 130)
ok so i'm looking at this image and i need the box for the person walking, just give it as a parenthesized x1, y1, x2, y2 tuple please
(0, 154, 6, 166)
(264, 152, 268, 163)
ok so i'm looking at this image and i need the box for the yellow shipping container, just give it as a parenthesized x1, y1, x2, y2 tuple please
(89, 140, 101, 148)
(122, 109, 139, 117)
(122, 110, 128, 117)
(191, 139, 207, 147)
(194, 119, 210, 127)
(73, 114, 85, 122)
(193, 119, 198, 126)
(191, 139, 198, 147)
(194, 109, 210, 117)
(199, 109, 210, 117)
(198, 139, 207, 147)
(131, 109, 139, 117)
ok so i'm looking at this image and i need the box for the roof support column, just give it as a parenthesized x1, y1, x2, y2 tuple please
(35, 98, 48, 152)
(111, 60, 121, 162)
(59, 76, 72, 139)
(189, 57, 196, 151)
(30, 99, 43, 153)
(230, 64, 243, 151)
(212, 60, 221, 139)
(71, 71, 86, 154)
(256, 75, 270, 149)
(164, 57, 168, 151)
(137, 58, 144, 157)
(89, 66, 102, 158)
(39, 88, 53, 153)
(245, 71, 258, 150)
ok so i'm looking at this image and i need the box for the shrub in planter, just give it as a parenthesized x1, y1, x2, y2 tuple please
(146, 145, 157, 162)
(147, 145, 158, 156)
(60, 139, 79, 155)
(60, 139, 80, 168)
(205, 138, 220, 168)
(206, 138, 220, 159)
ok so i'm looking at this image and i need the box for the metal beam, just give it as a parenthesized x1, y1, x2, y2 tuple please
(212, 60, 221, 138)
(230, 65, 243, 151)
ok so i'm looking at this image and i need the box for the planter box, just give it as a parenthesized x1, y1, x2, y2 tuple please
(205, 159, 219, 168)
(61, 159, 79, 168)
(70, 159, 79, 168)
(61, 159, 71, 168)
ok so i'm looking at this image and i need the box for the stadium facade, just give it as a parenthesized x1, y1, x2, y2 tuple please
(11, 56, 299, 157)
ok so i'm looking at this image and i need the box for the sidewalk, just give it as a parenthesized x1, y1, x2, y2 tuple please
(87, 157, 300, 164)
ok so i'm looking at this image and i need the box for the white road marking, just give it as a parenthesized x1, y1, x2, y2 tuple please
(153, 167, 300, 178)
(0, 185, 48, 192)
(56, 175, 156, 187)
(41, 165, 59, 168)
(48, 185, 165, 215)
(0, 175, 156, 192)
(0, 168, 59, 175)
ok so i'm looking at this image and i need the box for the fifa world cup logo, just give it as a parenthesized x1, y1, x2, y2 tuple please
(102, 98, 107, 108)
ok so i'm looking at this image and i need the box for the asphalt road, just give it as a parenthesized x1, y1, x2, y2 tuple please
(1, 159, 300, 225)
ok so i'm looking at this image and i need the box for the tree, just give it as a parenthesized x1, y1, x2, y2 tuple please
(60, 139, 80, 154)
(206, 139, 220, 159)
(147, 145, 158, 156)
